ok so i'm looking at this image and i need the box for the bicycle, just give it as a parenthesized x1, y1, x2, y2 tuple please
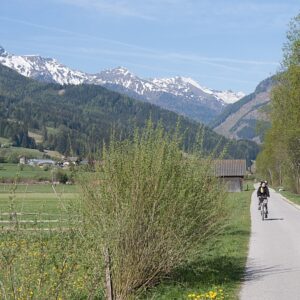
(259, 197, 268, 220)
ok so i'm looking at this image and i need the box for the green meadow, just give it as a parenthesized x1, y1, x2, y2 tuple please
(0, 162, 253, 299)
(0, 163, 53, 180)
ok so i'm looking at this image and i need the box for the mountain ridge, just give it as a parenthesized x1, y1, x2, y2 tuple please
(0, 45, 245, 124)
(211, 76, 274, 142)
(0, 63, 259, 164)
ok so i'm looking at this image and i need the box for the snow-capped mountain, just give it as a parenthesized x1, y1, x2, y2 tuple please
(92, 67, 164, 94)
(151, 77, 244, 104)
(0, 46, 87, 85)
(0, 45, 245, 123)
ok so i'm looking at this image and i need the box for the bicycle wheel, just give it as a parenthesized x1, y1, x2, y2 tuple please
(261, 205, 265, 220)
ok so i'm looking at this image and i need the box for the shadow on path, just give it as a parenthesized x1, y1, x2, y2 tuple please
(264, 218, 284, 221)
(242, 263, 292, 282)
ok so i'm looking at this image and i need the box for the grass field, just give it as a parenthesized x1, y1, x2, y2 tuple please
(0, 185, 252, 299)
(0, 147, 46, 162)
(0, 137, 10, 144)
(28, 131, 43, 144)
(143, 190, 252, 300)
(0, 184, 78, 229)
(0, 183, 77, 193)
(0, 163, 54, 180)
(0, 163, 74, 183)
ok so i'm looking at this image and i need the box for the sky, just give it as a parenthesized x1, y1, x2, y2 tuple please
(0, 0, 299, 93)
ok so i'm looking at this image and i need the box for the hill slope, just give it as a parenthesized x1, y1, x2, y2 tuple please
(0, 64, 259, 163)
(211, 77, 274, 142)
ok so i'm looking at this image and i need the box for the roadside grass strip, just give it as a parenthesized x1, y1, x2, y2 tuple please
(279, 190, 300, 207)
(143, 191, 252, 300)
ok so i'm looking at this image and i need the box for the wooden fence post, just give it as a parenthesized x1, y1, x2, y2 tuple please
(103, 247, 113, 300)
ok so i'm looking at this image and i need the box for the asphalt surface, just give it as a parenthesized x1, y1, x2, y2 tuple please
(239, 186, 300, 300)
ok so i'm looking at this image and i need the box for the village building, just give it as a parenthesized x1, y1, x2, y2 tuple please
(27, 159, 56, 167)
(214, 159, 247, 192)
(19, 156, 27, 165)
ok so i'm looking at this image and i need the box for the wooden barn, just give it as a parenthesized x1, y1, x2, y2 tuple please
(214, 159, 246, 192)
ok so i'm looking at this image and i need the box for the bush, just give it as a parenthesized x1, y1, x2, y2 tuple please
(55, 170, 69, 184)
(79, 123, 227, 299)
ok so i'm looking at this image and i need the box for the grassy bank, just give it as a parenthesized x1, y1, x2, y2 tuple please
(280, 190, 300, 206)
(144, 190, 252, 300)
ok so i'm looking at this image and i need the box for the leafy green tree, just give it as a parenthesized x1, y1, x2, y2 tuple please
(257, 13, 300, 192)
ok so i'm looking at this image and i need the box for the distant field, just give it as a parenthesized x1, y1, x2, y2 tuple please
(44, 149, 63, 159)
(0, 137, 10, 144)
(0, 184, 79, 229)
(0, 143, 62, 162)
(46, 126, 59, 135)
(0, 147, 45, 160)
(28, 131, 43, 144)
(0, 192, 76, 213)
(0, 183, 78, 193)
(0, 163, 53, 180)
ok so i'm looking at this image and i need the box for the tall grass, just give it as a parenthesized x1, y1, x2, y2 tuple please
(78, 122, 227, 299)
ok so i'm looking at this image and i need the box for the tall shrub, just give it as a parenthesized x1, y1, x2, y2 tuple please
(79, 122, 226, 299)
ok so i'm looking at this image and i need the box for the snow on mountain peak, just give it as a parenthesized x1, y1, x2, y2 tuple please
(213, 90, 245, 104)
(0, 46, 245, 107)
(153, 76, 207, 94)
(108, 66, 131, 76)
(179, 77, 205, 90)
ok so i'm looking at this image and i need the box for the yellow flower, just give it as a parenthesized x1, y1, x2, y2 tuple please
(188, 293, 197, 299)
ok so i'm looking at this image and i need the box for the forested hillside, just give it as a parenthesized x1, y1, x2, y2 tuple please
(0, 64, 259, 162)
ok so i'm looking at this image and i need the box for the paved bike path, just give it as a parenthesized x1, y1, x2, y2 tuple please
(239, 186, 300, 300)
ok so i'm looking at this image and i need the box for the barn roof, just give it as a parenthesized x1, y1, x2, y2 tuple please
(214, 159, 246, 177)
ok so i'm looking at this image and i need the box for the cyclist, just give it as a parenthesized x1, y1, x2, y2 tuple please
(257, 181, 270, 210)
(264, 180, 270, 197)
